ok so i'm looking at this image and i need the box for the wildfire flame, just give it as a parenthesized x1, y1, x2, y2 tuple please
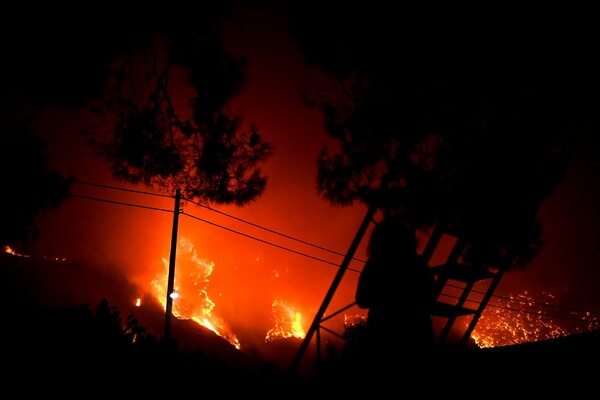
(4, 245, 30, 257)
(7, 240, 598, 355)
(471, 290, 600, 348)
(340, 290, 600, 350)
(150, 236, 310, 352)
(152, 236, 241, 349)
(265, 300, 306, 342)
(3, 245, 65, 261)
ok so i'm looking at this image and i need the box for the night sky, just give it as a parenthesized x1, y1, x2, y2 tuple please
(3, 1, 599, 365)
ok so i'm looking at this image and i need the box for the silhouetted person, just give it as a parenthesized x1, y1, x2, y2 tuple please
(355, 217, 435, 368)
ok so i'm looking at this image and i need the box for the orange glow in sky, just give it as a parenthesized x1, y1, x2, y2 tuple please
(16, 1, 600, 366)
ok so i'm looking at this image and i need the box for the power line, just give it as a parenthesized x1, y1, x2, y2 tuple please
(485, 302, 600, 324)
(181, 210, 362, 273)
(71, 180, 363, 263)
(180, 204, 600, 326)
(438, 292, 600, 325)
(182, 196, 366, 264)
(67, 183, 600, 320)
(68, 193, 173, 213)
(72, 180, 173, 199)
(66, 190, 359, 271)
(443, 282, 600, 316)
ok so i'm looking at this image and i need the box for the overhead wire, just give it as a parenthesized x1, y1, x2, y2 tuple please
(442, 282, 600, 316)
(67, 193, 173, 213)
(182, 195, 366, 263)
(73, 179, 173, 198)
(438, 292, 600, 325)
(66, 181, 600, 324)
(71, 180, 363, 265)
(181, 210, 362, 273)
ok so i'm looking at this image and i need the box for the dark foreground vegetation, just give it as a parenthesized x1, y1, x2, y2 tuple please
(2, 298, 308, 395)
(3, 296, 598, 397)
(2, 252, 598, 396)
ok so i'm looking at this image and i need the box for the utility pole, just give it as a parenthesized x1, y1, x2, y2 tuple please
(164, 188, 181, 340)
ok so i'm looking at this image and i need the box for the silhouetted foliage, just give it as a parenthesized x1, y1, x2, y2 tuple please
(79, 4, 273, 206)
(0, 126, 72, 249)
(285, 2, 596, 270)
(2, 2, 273, 214)
(0, 296, 309, 394)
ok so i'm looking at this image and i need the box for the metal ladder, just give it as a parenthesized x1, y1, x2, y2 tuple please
(421, 223, 508, 348)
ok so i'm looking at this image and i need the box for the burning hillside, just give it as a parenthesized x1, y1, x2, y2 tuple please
(3, 242, 599, 366)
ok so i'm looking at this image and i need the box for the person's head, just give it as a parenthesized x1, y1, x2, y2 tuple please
(368, 217, 416, 258)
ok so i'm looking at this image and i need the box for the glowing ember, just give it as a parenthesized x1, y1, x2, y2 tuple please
(3, 245, 65, 261)
(3, 246, 30, 257)
(471, 290, 600, 348)
(338, 290, 600, 350)
(265, 300, 306, 342)
(152, 236, 241, 349)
